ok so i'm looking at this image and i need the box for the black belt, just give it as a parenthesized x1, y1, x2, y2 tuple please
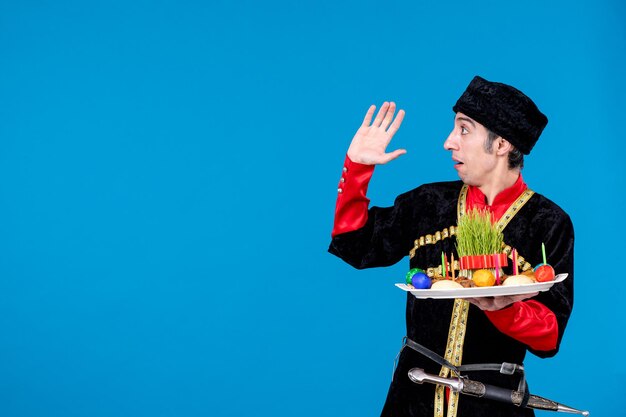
(394, 337, 530, 408)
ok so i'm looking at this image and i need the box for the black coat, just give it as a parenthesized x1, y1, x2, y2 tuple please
(329, 181, 574, 417)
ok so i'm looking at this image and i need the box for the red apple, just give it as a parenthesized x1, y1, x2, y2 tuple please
(535, 264, 555, 282)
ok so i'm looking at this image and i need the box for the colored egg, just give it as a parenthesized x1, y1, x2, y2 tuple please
(406, 268, 425, 284)
(411, 272, 432, 289)
(472, 269, 496, 287)
(533, 263, 546, 271)
(535, 264, 555, 282)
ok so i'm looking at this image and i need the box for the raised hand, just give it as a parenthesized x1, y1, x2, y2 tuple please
(347, 102, 406, 165)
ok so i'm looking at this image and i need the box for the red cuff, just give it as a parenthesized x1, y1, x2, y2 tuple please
(331, 155, 375, 237)
(484, 300, 558, 351)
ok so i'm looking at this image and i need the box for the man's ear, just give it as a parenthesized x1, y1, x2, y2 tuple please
(496, 138, 513, 156)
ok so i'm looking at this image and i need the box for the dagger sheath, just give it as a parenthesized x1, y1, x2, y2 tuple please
(408, 368, 588, 415)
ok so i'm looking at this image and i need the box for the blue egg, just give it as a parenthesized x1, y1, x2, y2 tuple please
(411, 272, 432, 289)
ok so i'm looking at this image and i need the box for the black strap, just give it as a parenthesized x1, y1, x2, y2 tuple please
(519, 380, 530, 408)
(403, 337, 461, 376)
(404, 337, 519, 375)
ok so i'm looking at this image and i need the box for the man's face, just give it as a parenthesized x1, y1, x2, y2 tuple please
(443, 113, 497, 186)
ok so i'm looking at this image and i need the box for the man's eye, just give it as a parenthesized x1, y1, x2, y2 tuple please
(461, 127, 468, 134)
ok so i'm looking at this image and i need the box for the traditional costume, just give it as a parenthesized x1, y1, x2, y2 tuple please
(328, 77, 574, 417)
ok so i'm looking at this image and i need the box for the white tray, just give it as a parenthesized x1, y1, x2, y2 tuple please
(395, 273, 568, 299)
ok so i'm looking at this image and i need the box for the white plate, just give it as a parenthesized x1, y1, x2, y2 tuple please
(396, 273, 568, 299)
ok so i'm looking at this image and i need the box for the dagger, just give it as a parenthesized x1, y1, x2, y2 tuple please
(408, 368, 589, 415)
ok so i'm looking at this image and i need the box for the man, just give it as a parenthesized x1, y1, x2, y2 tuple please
(328, 76, 574, 417)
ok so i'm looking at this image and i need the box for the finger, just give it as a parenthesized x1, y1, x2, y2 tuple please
(493, 297, 512, 310)
(361, 105, 376, 127)
(381, 102, 396, 129)
(387, 109, 405, 136)
(372, 102, 389, 127)
(381, 148, 407, 164)
(510, 292, 539, 302)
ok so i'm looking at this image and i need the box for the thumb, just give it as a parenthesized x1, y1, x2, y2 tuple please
(382, 149, 407, 164)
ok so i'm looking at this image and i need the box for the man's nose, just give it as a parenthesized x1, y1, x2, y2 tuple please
(443, 133, 458, 150)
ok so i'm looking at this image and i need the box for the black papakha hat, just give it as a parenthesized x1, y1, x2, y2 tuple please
(452, 76, 548, 155)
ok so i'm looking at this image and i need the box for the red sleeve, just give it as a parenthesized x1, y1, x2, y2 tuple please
(484, 300, 558, 351)
(331, 155, 375, 237)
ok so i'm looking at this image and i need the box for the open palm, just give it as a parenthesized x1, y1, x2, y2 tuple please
(347, 102, 406, 165)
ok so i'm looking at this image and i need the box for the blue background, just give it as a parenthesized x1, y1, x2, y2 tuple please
(1, 1, 624, 416)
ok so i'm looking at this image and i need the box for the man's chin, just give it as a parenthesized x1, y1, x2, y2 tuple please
(458, 176, 478, 186)
(454, 172, 468, 184)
